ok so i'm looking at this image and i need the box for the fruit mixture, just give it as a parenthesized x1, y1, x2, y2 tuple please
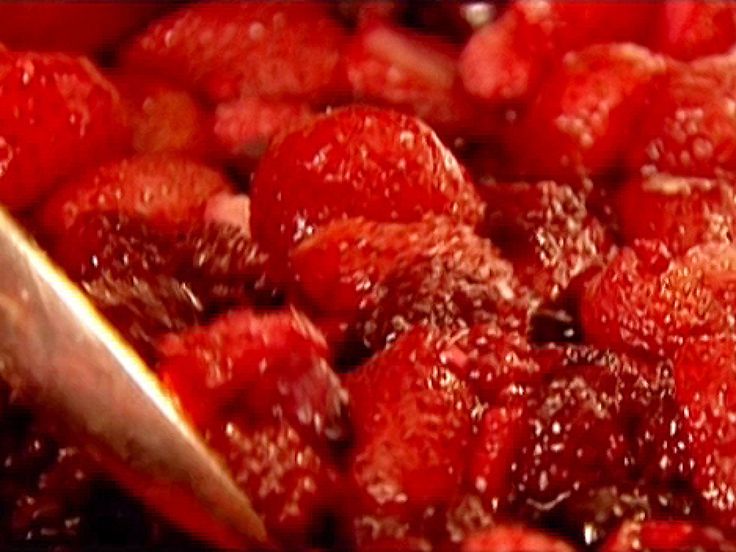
(4, 1, 736, 550)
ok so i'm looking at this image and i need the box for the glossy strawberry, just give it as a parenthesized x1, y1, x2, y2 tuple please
(40, 154, 233, 234)
(250, 106, 484, 277)
(122, 2, 347, 103)
(0, 51, 128, 211)
(615, 174, 736, 254)
(481, 180, 612, 302)
(653, 1, 736, 61)
(602, 520, 736, 552)
(507, 44, 666, 181)
(462, 525, 576, 552)
(112, 73, 216, 159)
(357, 223, 527, 350)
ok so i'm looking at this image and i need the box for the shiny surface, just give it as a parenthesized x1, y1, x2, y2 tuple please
(0, 207, 267, 549)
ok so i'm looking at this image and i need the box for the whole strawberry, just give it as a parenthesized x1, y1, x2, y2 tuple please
(0, 51, 128, 211)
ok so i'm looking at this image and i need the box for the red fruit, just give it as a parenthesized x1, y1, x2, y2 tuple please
(629, 62, 736, 178)
(112, 73, 216, 159)
(345, 328, 474, 544)
(122, 2, 347, 103)
(481, 180, 612, 302)
(213, 97, 312, 164)
(344, 22, 483, 137)
(602, 520, 736, 552)
(508, 44, 666, 180)
(211, 419, 341, 547)
(0, 51, 128, 211)
(40, 154, 233, 234)
(581, 247, 731, 358)
(357, 223, 527, 350)
(616, 174, 736, 254)
(653, 1, 736, 61)
(250, 106, 484, 277)
(674, 336, 736, 531)
(157, 308, 349, 448)
(0, 3, 164, 54)
(462, 525, 575, 552)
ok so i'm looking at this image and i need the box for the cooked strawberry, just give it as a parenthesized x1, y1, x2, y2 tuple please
(616, 174, 736, 254)
(250, 106, 484, 278)
(481, 180, 613, 302)
(629, 61, 736, 178)
(345, 328, 474, 545)
(122, 2, 347, 103)
(211, 419, 342, 547)
(0, 51, 128, 211)
(213, 97, 312, 166)
(415, 1, 498, 40)
(112, 72, 216, 159)
(581, 246, 732, 358)
(0, 2, 164, 54)
(334, 1, 403, 27)
(39, 154, 233, 234)
(653, 1, 736, 61)
(602, 520, 736, 552)
(344, 22, 484, 137)
(507, 44, 666, 180)
(462, 525, 576, 552)
(357, 223, 527, 350)
(157, 308, 349, 449)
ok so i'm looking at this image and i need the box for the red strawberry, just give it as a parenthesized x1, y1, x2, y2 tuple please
(581, 246, 731, 358)
(507, 44, 666, 181)
(112, 72, 216, 159)
(653, 1, 736, 62)
(250, 106, 484, 278)
(213, 97, 312, 167)
(157, 308, 349, 450)
(602, 520, 736, 552)
(39, 154, 233, 234)
(615, 174, 736, 254)
(0, 3, 164, 54)
(344, 22, 483, 137)
(0, 51, 128, 211)
(629, 61, 736, 178)
(345, 328, 474, 545)
(462, 525, 575, 552)
(210, 419, 342, 547)
(357, 223, 527, 351)
(481, 180, 613, 302)
(122, 2, 347, 103)
(334, 1, 403, 28)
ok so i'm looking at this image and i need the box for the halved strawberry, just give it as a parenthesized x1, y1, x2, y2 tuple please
(122, 2, 348, 103)
(0, 51, 128, 211)
(39, 154, 233, 234)
(250, 106, 484, 279)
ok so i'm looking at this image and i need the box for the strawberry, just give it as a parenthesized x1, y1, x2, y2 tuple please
(250, 106, 484, 278)
(481, 180, 612, 302)
(39, 154, 233, 234)
(602, 520, 736, 552)
(213, 97, 312, 167)
(122, 2, 347, 103)
(653, 1, 736, 62)
(112, 72, 216, 159)
(357, 222, 527, 351)
(507, 44, 666, 181)
(344, 22, 484, 137)
(629, 61, 736, 179)
(0, 51, 128, 211)
(615, 174, 736, 254)
(210, 419, 342, 547)
(462, 525, 575, 552)
(0, 3, 164, 54)
(157, 308, 349, 450)
(345, 328, 474, 545)
(581, 246, 732, 358)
